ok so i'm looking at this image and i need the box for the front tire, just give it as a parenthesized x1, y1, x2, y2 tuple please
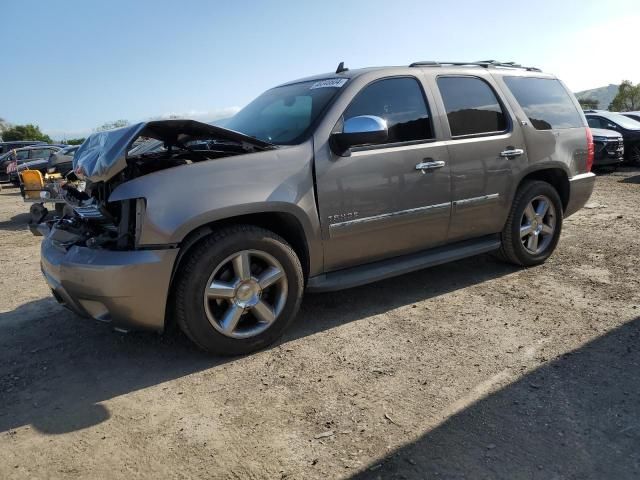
(500, 181, 563, 267)
(173, 225, 304, 355)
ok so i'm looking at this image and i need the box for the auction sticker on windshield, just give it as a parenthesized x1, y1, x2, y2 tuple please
(310, 78, 348, 89)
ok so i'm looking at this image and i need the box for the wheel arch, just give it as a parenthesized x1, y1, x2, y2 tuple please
(167, 210, 313, 299)
(515, 166, 570, 212)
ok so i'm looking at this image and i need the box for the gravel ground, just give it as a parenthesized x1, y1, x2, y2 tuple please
(1, 169, 639, 479)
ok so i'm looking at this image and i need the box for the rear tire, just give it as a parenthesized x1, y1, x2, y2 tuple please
(173, 225, 304, 355)
(627, 144, 640, 166)
(499, 181, 563, 267)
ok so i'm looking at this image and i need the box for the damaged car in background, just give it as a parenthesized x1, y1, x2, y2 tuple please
(35, 62, 596, 355)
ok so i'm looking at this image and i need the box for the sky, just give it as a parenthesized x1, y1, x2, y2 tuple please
(1, 0, 639, 140)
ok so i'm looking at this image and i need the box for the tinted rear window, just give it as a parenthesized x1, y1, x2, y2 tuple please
(503, 77, 583, 130)
(437, 76, 507, 136)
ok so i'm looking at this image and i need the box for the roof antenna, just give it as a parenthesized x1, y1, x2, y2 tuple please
(336, 61, 349, 74)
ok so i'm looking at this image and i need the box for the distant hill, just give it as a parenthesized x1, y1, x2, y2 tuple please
(574, 84, 619, 110)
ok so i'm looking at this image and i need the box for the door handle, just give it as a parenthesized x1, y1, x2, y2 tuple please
(415, 160, 445, 174)
(500, 148, 524, 158)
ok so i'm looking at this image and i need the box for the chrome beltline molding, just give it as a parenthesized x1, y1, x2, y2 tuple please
(331, 202, 451, 229)
(452, 193, 500, 206)
(329, 193, 500, 239)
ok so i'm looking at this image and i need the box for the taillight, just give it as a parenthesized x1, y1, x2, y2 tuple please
(586, 127, 594, 172)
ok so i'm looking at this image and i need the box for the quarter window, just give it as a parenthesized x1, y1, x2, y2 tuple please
(437, 76, 507, 136)
(503, 77, 583, 130)
(344, 77, 433, 144)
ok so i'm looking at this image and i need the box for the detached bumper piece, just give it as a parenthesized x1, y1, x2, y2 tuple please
(40, 230, 178, 332)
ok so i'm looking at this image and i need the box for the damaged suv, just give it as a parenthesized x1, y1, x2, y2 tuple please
(37, 61, 595, 355)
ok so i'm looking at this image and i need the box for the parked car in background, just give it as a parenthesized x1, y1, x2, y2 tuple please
(6, 145, 63, 184)
(47, 145, 79, 175)
(35, 60, 595, 355)
(0, 150, 17, 182)
(621, 111, 640, 123)
(0, 140, 46, 155)
(585, 111, 640, 164)
(590, 128, 624, 169)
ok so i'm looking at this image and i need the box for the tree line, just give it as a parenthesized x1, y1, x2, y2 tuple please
(578, 80, 640, 111)
(0, 119, 131, 146)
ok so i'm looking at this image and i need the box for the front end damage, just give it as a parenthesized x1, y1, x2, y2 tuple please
(36, 119, 274, 331)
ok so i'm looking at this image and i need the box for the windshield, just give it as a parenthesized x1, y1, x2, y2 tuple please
(223, 79, 347, 145)
(607, 113, 640, 130)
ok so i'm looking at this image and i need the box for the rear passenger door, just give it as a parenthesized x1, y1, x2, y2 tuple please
(433, 75, 529, 242)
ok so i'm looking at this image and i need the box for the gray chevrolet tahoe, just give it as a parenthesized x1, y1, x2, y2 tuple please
(38, 61, 595, 354)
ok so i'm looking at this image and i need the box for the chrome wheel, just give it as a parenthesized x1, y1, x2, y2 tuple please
(520, 195, 556, 255)
(203, 249, 288, 339)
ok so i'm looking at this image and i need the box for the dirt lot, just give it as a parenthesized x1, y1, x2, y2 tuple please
(1, 170, 639, 479)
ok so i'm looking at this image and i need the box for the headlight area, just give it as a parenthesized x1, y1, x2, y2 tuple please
(49, 197, 146, 251)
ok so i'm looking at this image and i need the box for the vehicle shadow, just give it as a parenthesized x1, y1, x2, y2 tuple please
(349, 316, 640, 480)
(0, 212, 31, 231)
(619, 174, 640, 184)
(0, 254, 518, 435)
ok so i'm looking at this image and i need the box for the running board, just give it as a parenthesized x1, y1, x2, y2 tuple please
(306, 235, 501, 293)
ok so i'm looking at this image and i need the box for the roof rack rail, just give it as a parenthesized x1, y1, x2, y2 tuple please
(409, 60, 541, 72)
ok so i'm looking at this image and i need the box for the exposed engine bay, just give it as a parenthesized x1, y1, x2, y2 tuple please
(41, 120, 275, 251)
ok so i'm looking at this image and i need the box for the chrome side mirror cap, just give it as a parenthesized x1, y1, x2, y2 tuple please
(330, 115, 388, 156)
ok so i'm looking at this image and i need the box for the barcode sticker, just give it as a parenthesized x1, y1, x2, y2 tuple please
(310, 78, 348, 89)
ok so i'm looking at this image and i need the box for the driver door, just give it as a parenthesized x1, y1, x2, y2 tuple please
(315, 76, 452, 271)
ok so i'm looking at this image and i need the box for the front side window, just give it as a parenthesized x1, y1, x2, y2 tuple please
(587, 117, 603, 129)
(503, 77, 583, 130)
(16, 150, 29, 160)
(224, 79, 346, 145)
(344, 77, 433, 144)
(437, 76, 507, 136)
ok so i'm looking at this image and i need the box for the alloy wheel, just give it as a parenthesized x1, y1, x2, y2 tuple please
(520, 195, 556, 255)
(203, 249, 288, 339)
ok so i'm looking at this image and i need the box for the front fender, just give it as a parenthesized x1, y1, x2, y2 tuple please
(109, 141, 321, 256)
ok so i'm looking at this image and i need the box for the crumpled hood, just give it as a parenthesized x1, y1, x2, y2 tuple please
(73, 119, 273, 182)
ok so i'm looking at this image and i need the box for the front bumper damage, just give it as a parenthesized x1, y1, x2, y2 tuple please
(40, 226, 178, 332)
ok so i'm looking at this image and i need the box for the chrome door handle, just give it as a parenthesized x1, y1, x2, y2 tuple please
(500, 148, 524, 158)
(415, 160, 445, 173)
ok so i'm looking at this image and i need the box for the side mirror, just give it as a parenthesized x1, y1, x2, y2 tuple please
(331, 115, 388, 155)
